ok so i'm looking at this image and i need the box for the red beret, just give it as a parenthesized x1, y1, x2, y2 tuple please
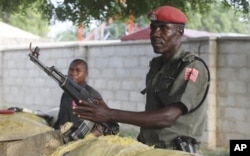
(148, 6, 187, 24)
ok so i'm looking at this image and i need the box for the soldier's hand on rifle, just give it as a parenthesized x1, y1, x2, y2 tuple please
(72, 99, 111, 123)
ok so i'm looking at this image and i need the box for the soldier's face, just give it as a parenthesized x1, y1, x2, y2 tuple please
(150, 21, 182, 55)
(68, 62, 88, 85)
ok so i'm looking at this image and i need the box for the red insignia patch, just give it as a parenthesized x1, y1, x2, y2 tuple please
(184, 68, 199, 82)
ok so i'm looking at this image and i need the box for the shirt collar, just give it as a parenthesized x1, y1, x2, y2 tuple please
(162, 45, 186, 64)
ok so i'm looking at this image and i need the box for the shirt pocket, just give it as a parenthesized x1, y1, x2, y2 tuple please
(155, 74, 176, 95)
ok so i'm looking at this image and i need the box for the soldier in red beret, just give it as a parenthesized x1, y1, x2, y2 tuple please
(73, 6, 210, 154)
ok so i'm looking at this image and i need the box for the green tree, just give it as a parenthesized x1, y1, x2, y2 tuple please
(0, 1, 49, 37)
(0, 0, 249, 26)
(50, 3, 250, 41)
(7, 10, 49, 37)
(186, 3, 250, 34)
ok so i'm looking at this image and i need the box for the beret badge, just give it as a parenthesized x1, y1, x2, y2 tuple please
(148, 12, 157, 21)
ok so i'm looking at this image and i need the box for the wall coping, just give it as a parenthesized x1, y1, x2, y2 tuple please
(1, 35, 250, 52)
(0, 40, 152, 52)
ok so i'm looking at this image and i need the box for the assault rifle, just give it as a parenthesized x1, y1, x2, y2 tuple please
(28, 43, 119, 143)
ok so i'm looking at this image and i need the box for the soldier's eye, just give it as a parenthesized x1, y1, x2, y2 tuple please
(159, 26, 167, 32)
(150, 24, 169, 32)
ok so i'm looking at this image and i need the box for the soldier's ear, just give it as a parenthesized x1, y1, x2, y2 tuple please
(175, 28, 183, 39)
(178, 28, 184, 36)
(181, 29, 184, 35)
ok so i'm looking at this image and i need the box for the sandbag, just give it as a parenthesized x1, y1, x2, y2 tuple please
(0, 112, 198, 156)
(0, 130, 63, 156)
(0, 112, 52, 141)
(51, 134, 152, 156)
(51, 134, 197, 156)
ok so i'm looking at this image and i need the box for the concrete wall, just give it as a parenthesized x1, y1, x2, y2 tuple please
(0, 37, 250, 149)
(216, 37, 250, 147)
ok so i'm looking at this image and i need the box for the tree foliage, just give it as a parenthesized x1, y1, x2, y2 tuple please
(186, 3, 250, 34)
(0, 1, 49, 37)
(0, 0, 249, 26)
(7, 10, 49, 37)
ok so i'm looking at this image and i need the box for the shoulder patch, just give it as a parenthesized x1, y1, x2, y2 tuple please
(184, 67, 199, 82)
